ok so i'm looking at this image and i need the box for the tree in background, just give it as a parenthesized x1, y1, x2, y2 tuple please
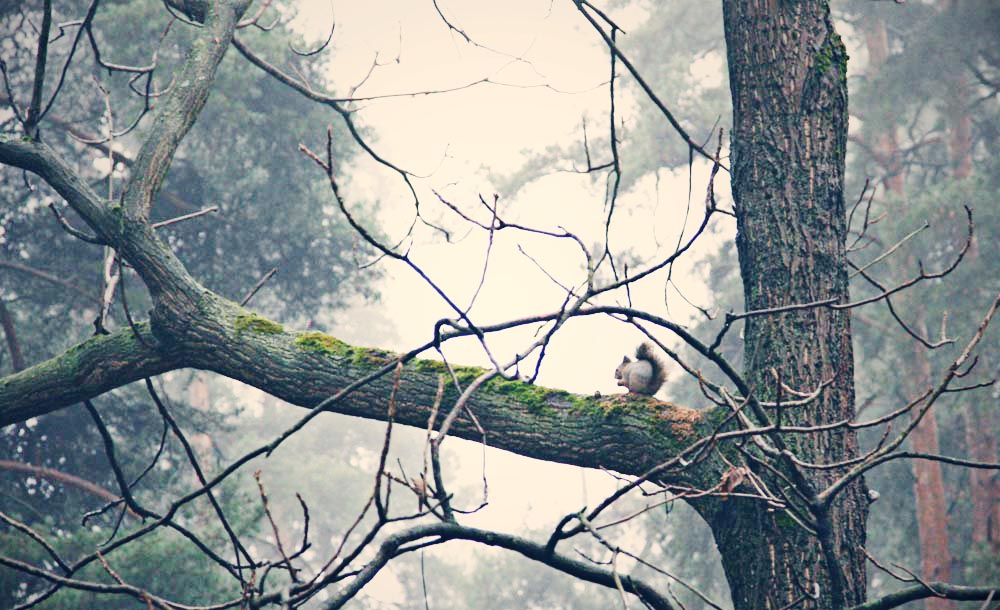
(0, 1, 997, 609)
(1, 0, 374, 605)
(842, 1, 1000, 605)
(611, 2, 1000, 606)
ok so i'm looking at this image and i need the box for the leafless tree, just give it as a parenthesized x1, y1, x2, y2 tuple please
(1, 1, 997, 609)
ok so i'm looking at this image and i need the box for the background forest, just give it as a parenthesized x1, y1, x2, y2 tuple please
(1, 0, 997, 608)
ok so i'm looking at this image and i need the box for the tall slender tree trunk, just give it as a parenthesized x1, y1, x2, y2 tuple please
(941, 0, 973, 182)
(966, 394, 1000, 550)
(718, 2, 868, 608)
(862, 18, 904, 195)
(0, 300, 26, 373)
(946, 89, 972, 180)
(952, 81, 999, 558)
(862, 15, 955, 607)
(937, 0, 999, 555)
(909, 315, 954, 610)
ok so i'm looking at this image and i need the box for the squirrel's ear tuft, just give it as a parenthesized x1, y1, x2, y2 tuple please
(621, 355, 632, 363)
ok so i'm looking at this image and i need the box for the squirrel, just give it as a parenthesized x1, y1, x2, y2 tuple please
(615, 342, 667, 396)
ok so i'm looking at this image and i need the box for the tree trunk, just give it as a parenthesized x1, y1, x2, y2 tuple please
(719, 2, 868, 608)
(936, 0, 998, 554)
(966, 399, 1000, 550)
(942, 0, 973, 180)
(862, 18, 904, 195)
(0, 300, 26, 373)
(864, 14, 954, 607)
(910, 317, 954, 610)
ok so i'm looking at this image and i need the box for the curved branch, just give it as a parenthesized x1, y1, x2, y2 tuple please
(0, 553, 242, 610)
(849, 582, 999, 610)
(310, 522, 680, 610)
(0, 260, 99, 304)
(0, 460, 136, 514)
(0, 134, 202, 301)
(124, 0, 252, 222)
(0, 298, 718, 488)
(0, 137, 116, 239)
(573, 0, 725, 170)
(0, 321, 180, 426)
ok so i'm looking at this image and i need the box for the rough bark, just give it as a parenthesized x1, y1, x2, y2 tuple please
(0, 293, 719, 488)
(720, 1, 867, 608)
(0, 322, 180, 425)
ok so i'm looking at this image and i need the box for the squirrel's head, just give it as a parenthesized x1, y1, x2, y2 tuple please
(614, 355, 631, 381)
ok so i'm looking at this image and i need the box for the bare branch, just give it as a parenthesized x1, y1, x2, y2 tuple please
(850, 582, 999, 610)
(123, 0, 252, 222)
(0, 460, 135, 515)
(47, 201, 104, 244)
(0, 553, 242, 610)
(23, 0, 52, 136)
(151, 205, 219, 229)
(239, 266, 278, 307)
(573, 1, 725, 170)
(819, 292, 1000, 506)
(0, 259, 99, 304)
(307, 522, 680, 610)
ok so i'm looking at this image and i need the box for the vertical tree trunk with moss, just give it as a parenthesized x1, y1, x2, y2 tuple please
(716, 2, 868, 607)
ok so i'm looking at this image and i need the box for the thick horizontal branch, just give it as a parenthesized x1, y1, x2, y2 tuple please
(174, 297, 722, 483)
(0, 4, 720, 499)
(0, 322, 181, 426)
(1, 100, 719, 507)
(0, 295, 720, 485)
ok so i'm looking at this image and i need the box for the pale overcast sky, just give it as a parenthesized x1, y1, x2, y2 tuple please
(276, 2, 733, 601)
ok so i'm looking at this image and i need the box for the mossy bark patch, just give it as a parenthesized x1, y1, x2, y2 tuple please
(294, 331, 349, 354)
(234, 313, 283, 335)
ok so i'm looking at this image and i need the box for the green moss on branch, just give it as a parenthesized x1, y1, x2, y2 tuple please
(294, 331, 348, 354)
(234, 313, 283, 335)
